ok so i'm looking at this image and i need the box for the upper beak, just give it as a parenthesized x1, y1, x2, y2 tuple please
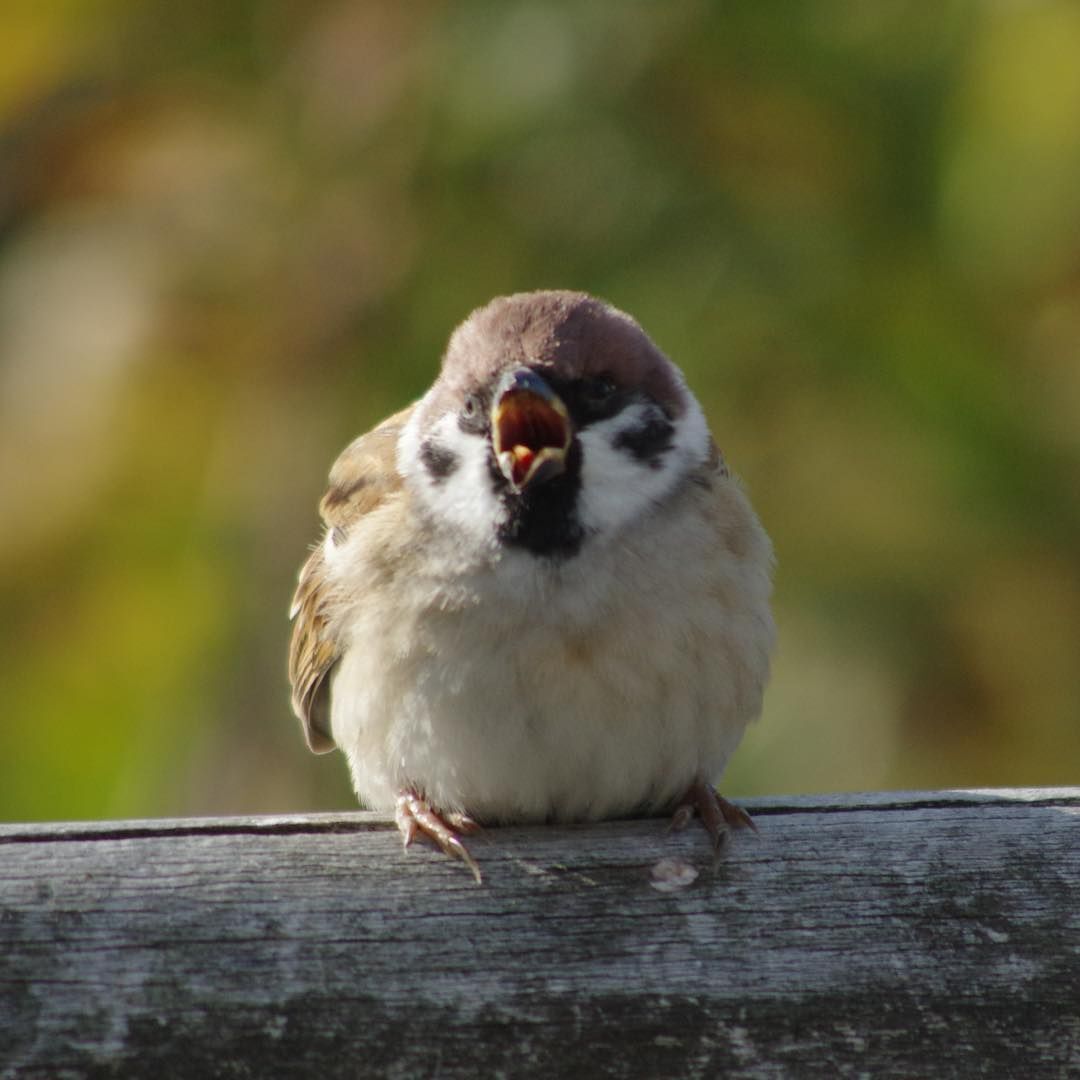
(491, 369, 572, 491)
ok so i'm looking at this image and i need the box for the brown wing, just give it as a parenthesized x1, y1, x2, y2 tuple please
(687, 436, 728, 492)
(287, 405, 414, 753)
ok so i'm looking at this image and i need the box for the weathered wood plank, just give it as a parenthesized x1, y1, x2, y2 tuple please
(2, 789, 1078, 1078)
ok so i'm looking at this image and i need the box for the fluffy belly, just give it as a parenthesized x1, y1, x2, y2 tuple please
(331, 599, 755, 823)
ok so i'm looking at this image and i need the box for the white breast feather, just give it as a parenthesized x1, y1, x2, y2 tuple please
(325, 452, 774, 824)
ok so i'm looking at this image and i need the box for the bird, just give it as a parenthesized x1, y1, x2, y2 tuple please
(288, 290, 775, 883)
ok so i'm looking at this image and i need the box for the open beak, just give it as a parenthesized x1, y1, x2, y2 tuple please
(491, 369, 572, 491)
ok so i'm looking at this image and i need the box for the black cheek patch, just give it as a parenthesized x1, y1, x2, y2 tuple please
(613, 416, 675, 468)
(419, 439, 460, 481)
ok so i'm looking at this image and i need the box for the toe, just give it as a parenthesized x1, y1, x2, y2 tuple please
(670, 780, 755, 853)
(395, 791, 484, 885)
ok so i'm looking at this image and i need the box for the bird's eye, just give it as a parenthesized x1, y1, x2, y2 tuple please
(579, 375, 618, 416)
(459, 393, 486, 432)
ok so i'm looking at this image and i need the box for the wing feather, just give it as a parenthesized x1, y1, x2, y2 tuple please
(287, 405, 414, 753)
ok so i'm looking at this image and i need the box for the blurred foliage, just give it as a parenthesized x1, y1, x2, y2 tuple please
(1, 0, 1078, 822)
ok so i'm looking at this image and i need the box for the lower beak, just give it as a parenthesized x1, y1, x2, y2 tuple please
(491, 369, 572, 491)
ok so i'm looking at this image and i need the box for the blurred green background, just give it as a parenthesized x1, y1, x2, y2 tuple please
(2, 1, 1078, 823)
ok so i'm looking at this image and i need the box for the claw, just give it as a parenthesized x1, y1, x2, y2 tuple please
(394, 792, 483, 884)
(394, 802, 419, 849)
(670, 780, 755, 854)
(445, 811, 481, 834)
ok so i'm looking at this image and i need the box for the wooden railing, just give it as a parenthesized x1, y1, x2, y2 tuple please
(2, 789, 1078, 1076)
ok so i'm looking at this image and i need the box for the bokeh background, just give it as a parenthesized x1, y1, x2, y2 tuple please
(3, 1, 1079, 823)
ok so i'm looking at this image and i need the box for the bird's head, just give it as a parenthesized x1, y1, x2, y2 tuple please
(398, 290, 712, 557)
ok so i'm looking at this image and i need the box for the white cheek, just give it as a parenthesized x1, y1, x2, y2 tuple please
(397, 409, 504, 546)
(577, 397, 710, 538)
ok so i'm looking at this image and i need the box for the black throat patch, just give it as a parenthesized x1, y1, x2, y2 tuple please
(491, 441, 584, 558)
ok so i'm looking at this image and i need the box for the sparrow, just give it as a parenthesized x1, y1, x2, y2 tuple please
(289, 290, 775, 882)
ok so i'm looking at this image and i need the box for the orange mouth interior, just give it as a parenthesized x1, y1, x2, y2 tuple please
(493, 390, 571, 489)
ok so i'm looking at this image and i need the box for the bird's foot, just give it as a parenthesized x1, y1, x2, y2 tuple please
(394, 791, 483, 885)
(670, 779, 756, 854)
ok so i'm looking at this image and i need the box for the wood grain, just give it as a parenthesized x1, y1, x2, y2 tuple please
(2, 789, 1078, 1078)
